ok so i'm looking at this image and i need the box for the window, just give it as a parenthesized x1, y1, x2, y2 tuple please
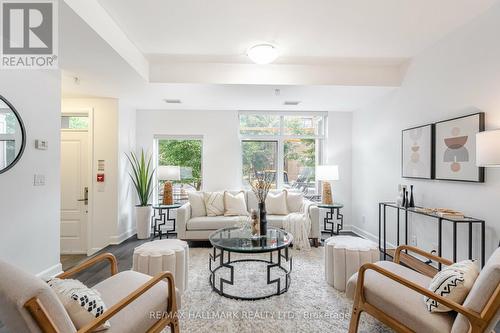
(155, 137, 203, 203)
(240, 112, 326, 192)
(239, 114, 280, 135)
(61, 115, 89, 129)
(242, 140, 278, 187)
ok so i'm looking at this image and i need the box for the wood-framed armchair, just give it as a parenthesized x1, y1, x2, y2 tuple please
(346, 245, 500, 333)
(0, 253, 180, 333)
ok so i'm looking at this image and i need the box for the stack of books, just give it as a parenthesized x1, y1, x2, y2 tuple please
(415, 207, 465, 219)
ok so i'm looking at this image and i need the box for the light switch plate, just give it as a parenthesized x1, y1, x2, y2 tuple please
(35, 140, 48, 150)
(34, 174, 45, 186)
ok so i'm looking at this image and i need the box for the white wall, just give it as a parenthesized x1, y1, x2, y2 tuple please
(136, 110, 353, 216)
(327, 111, 352, 227)
(136, 110, 242, 191)
(62, 98, 120, 254)
(116, 101, 136, 242)
(352, 3, 500, 262)
(0, 70, 61, 277)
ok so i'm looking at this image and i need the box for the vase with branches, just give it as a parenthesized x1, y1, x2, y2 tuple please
(126, 150, 155, 239)
(249, 169, 275, 235)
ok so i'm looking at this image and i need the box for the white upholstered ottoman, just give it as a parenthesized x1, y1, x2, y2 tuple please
(132, 239, 189, 294)
(324, 236, 378, 292)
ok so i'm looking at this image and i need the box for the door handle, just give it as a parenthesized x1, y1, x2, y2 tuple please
(78, 187, 88, 205)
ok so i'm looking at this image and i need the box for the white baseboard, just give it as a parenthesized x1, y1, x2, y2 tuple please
(88, 247, 102, 256)
(36, 262, 62, 280)
(60, 250, 87, 255)
(348, 224, 397, 249)
(109, 228, 136, 245)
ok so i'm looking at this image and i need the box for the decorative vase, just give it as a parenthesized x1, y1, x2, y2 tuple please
(136, 205, 152, 239)
(404, 191, 409, 209)
(250, 209, 259, 237)
(258, 202, 267, 236)
(396, 185, 404, 206)
(409, 185, 415, 208)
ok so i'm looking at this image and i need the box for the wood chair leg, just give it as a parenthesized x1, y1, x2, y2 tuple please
(312, 238, 319, 247)
(348, 302, 362, 333)
(169, 318, 180, 333)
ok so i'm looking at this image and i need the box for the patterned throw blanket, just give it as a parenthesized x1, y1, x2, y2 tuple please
(283, 201, 313, 250)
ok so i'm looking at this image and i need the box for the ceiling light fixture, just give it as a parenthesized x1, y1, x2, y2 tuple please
(247, 43, 278, 65)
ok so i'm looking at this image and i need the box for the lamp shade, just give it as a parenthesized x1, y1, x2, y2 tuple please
(316, 165, 339, 181)
(476, 130, 500, 167)
(157, 166, 181, 181)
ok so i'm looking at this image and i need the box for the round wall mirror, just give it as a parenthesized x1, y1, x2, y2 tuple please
(0, 95, 26, 174)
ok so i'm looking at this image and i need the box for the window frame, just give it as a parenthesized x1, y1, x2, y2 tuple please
(239, 111, 327, 189)
(153, 135, 204, 203)
(61, 113, 90, 131)
(241, 139, 279, 187)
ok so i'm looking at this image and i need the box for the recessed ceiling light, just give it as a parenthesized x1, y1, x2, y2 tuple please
(247, 44, 278, 65)
(164, 99, 182, 104)
(284, 101, 301, 106)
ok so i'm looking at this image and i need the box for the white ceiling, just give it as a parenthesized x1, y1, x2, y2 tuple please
(98, 0, 496, 58)
(60, 1, 396, 111)
(60, 0, 496, 111)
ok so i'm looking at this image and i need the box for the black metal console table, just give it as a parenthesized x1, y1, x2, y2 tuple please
(379, 202, 485, 269)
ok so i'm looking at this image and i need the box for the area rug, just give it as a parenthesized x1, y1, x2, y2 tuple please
(174, 247, 392, 333)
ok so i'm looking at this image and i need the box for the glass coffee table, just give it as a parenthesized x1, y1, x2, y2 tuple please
(209, 226, 293, 300)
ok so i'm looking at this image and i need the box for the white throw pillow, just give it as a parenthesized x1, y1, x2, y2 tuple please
(188, 192, 206, 217)
(265, 191, 288, 215)
(224, 191, 248, 216)
(203, 191, 225, 216)
(285, 190, 304, 213)
(424, 260, 479, 312)
(48, 278, 110, 331)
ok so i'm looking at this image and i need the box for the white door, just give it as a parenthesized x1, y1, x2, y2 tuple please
(60, 131, 89, 254)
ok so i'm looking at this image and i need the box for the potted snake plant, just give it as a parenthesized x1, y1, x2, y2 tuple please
(126, 150, 155, 239)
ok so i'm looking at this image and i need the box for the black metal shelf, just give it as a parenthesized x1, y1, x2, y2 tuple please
(379, 202, 485, 269)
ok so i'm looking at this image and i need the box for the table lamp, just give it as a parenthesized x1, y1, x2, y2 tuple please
(316, 165, 339, 205)
(476, 130, 500, 167)
(158, 166, 181, 205)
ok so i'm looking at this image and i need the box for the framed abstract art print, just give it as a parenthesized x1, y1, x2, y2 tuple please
(402, 124, 434, 179)
(434, 113, 484, 182)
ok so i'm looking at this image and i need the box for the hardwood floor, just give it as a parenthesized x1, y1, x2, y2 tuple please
(70, 236, 212, 286)
(60, 254, 87, 271)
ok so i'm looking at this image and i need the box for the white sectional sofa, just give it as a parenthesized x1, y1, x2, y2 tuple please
(177, 190, 320, 246)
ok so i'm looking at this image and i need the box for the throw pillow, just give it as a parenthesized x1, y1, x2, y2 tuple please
(48, 278, 110, 331)
(285, 190, 304, 213)
(188, 192, 206, 217)
(203, 191, 225, 216)
(265, 191, 288, 215)
(224, 191, 248, 216)
(424, 260, 479, 312)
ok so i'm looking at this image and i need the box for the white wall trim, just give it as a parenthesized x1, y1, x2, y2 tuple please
(36, 263, 63, 280)
(110, 228, 137, 245)
(345, 224, 397, 250)
(88, 247, 102, 256)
